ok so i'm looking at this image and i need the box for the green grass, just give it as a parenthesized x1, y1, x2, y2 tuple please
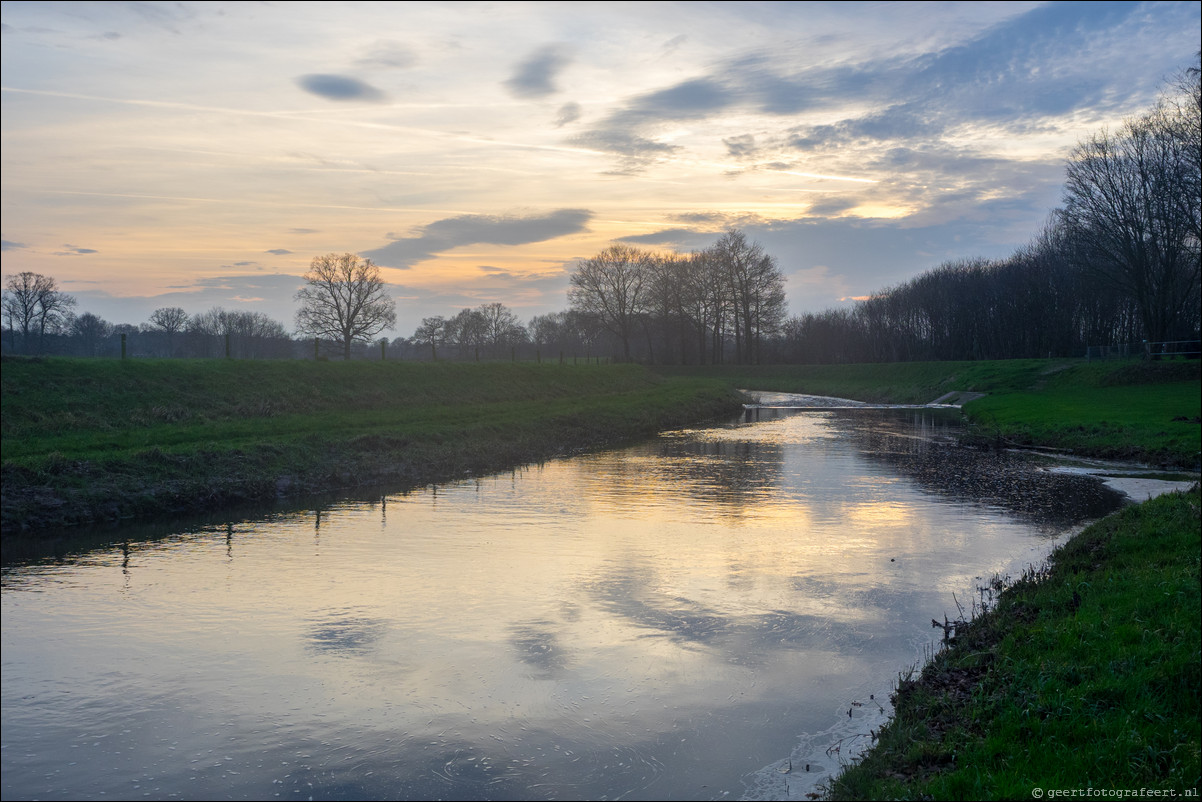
(1, 358, 742, 533)
(4, 356, 1198, 532)
(657, 359, 1201, 467)
(826, 484, 1201, 799)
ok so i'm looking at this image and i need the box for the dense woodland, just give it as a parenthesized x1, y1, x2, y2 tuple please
(4, 64, 1198, 364)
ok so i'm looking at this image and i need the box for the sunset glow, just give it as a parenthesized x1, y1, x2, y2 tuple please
(2, 1, 1197, 333)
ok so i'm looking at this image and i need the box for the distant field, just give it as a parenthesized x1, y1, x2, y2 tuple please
(657, 359, 1201, 467)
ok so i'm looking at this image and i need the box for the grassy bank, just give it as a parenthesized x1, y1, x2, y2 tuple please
(826, 484, 1201, 799)
(1, 358, 742, 534)
(657, 359, 1201, 467)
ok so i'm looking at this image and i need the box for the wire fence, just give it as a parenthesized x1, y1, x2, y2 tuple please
(1085, 340, 1201, 361)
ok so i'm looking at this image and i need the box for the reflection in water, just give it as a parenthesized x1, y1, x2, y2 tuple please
(307, 607, 387, 655)
(1, 409, 1124, 801)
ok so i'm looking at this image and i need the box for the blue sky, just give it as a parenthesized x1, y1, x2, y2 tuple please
(2, 1, 1198, 335)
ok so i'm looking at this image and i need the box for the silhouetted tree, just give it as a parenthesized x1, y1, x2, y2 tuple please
(1, 271, 76, 353)
(1059, 62, 1201, 343)
(295, 253, 397, 359)
(568, 243, 654, 362)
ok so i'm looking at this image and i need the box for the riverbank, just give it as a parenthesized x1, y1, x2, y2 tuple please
(1, 358, 743, 535)
(656, 359, 1201, 468)
(4, 357, 1197, 536)
(824, 482, 1201, 799)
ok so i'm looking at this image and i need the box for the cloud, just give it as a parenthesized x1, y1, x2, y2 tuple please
(54, 244, 98, 255)
(363, 209, 592, 268)
(296, 74, 386, 102)
(69, 274, 307, 331)
(354, 40, 416, 70)
(1, 239, 27, 251)
(553, 102, 581, 128)
(570, 76, 738, 170)
(723, 134, 758, 159)
(571, 1, 1167, 173)
(289, 228, 319, 235)
(265, 248, 292, 255)
(504, 45, 571, 98)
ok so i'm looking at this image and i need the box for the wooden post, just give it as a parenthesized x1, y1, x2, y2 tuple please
(381, 339, 387, 361)
(314, 337, 319, 360)
(120, 332, 127, 360)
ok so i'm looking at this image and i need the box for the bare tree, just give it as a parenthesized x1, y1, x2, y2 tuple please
(295, 253, 397, 359)
(476, 302, 526, 357)
(70, 312, 113, 356)
(2, 271, 76, 353)
(709, 230, 786, 364)
(147, 306, 189, 356)
(568, 243, 654, 362)
(413, 315, 449, 360)
(1058, 63, 1201, 343)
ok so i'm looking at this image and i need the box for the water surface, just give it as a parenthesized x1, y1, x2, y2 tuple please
(1, 408, 1121, 800)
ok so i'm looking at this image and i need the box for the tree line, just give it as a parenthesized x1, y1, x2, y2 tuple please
(779, 60, 1200, 363)
(4, 61, 1196, 363)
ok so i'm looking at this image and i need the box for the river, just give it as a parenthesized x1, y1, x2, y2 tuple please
(1, 404, 1132, 800)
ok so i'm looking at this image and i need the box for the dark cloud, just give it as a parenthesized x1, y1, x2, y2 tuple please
(363, 209, 593, 268)
(296, 73, 386, 103)
(572, 78, 734, 170)
(54, 244, 97, 255)
(803, 198, 861, 217)
(265, 248, 292, 255)
(723, 134, 758, 158)
(624, 78, 734, 121)
(355, 40, 416, 69)
(571, 130, 679, 173)
(504, 45, 571, 98)
(553, 102, 581, 128)
(1, 239, 27, 251)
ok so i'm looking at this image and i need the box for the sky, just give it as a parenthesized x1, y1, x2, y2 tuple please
(2, 1, 1199, 337)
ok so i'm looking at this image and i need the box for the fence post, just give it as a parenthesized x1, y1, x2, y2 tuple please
(314, 338, 319, 360)
(121, 332, 127, 360)
(381, 339, 387, 361)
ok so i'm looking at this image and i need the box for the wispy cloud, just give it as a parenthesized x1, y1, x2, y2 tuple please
(54, 244, 98, 255)
(363, 209, 593, 268)
(354, 40, 416, 70)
